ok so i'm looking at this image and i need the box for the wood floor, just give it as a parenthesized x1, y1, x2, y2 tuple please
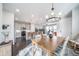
(12, 39, 31, 56)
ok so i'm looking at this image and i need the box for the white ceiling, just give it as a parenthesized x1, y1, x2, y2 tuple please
(3, 3, 79, 25)
(53, 3, 78, 17)
(3, 3, 52, 24)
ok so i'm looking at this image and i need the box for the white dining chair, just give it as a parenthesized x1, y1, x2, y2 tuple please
(54, 36, 70, 56)
(60, 36, 70, 56)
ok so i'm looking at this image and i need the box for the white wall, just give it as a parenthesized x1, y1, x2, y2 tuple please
(0, 4, 2, 31)
(31, 23, 35, 32)
(56, 4, 79, 38)
(53, 3, 78, 17)
(59, 17, 72, 37)
(2, 11, 14, 44)
(72, 5, 79, 38)
(0, 4, 3, 43)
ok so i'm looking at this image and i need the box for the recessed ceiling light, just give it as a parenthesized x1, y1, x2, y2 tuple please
(58, 12, 62, 16)
(45, 15, 49, 19)
(32, 14, 34, 17)
(16, 9, 20, 12)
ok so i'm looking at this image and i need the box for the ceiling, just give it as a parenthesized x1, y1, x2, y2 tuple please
(3, 3, 78, 25)
(3, 3, 52, 24)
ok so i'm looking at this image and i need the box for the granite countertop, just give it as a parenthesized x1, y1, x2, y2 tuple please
(0, 40, 12, 46)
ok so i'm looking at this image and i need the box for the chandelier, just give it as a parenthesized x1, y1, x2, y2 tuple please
(46, 4, 62, 23)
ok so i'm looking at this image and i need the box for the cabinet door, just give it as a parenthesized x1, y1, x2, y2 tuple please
(0, 47, 3, 55)
(25, 23, 31, 30)
(20, 23, 26, 30)
(15, 23, 21, 30)
(0, 44, 11, 56)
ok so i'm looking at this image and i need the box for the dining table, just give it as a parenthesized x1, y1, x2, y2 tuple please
(32, 36, 65, 56)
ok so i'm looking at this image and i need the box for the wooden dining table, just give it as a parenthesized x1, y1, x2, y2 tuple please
(32, 37, 65, 56)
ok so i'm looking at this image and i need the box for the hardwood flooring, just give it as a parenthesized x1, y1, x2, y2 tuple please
(12, 39, 31, 56)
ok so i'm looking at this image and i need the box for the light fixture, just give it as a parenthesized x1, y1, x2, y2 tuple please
(16, 9, 20, 12)
(46, 4, 61, 22)
(32, 14, 34, 17)
(45, 15, 49, 19)
(51, 11, 54, 15)
(58, 12, 62, 16)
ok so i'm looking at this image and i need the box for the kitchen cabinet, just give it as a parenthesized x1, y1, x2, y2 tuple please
(0, 41, 12, 56)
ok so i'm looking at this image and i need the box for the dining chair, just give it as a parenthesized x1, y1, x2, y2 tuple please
(54, 36, 70, 56)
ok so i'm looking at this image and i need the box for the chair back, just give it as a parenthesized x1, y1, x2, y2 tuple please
(60, 36, 70, 56)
